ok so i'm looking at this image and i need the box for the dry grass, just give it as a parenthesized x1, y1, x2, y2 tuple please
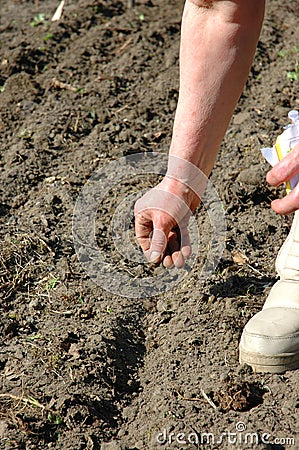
(0, 233, 52, 302)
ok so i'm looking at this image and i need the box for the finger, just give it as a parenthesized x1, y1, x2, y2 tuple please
(162, 253, 174, 269)
(181, 245, 191, 258)
(173, 252, 185, 268)
(149, 227, 167, 262)
(167, 231, 185, 268)
(266, 143, 299, 186)
(270, 186, 299, 215)
(134, 213, 152, 254)
(180, 225, 192, 258)
(162, 237, 176, 269)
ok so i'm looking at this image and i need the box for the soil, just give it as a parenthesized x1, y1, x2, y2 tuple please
(0, 1, 298, 449)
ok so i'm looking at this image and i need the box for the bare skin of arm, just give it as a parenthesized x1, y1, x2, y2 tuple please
(135, 0, 265, 268)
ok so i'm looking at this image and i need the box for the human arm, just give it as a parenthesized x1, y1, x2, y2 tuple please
(134, 0, 265, 268)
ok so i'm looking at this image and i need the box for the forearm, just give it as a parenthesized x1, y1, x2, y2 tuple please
(169, 0, 265, 176)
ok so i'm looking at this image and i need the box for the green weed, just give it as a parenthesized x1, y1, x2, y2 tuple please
(47, 412, 64, 425)
(277, 44, 299, 81)
(30, 13, 46, 27)
(287, 59, 299, 81)
(27, 333, 44, 340)
(43, 33, 53, 41)
(44, 277, 59, 290)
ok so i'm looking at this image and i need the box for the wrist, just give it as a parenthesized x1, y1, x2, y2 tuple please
(165, 155, 207, 199)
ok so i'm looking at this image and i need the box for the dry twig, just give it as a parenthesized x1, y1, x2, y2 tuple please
(115, 37, 133, 55)
(0, 393, 47, 412)
(52, 77, 78, 93)
(175, 388, 218, 410)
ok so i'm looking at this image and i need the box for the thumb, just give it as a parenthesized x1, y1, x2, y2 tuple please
(149, 227, 168, 263)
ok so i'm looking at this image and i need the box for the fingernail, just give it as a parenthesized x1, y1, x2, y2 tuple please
(149, 251, 160, 262)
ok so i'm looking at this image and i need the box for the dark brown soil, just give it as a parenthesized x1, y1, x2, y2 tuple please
(0, 1, 298, 449)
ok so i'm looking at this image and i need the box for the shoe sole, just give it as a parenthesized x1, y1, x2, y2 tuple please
(239, 347, 299, 374)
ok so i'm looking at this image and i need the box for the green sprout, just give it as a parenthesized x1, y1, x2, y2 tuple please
(287, 59, 299, 81)
(277, 44, 299, 82)
(44, 277, 59, 290)
(27, 333, 44, 340)
(47, 412, 64, 425)
(43, 33, 53, 41)
(30, 13, 46, 27)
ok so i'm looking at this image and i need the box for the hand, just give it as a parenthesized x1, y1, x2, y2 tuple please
(134, 177, 200, 268)
(267, 142, 299, 214)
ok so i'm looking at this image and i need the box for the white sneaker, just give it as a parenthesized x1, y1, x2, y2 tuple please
(239, 211, 299, 373)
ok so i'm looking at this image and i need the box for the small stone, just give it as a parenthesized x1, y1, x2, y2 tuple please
(237, 165, 263, 186)
(233, 111, 250, 125)
(156, 299, 168, 312)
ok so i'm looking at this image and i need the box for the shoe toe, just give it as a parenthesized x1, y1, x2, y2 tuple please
(239, 308, 299, 373)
